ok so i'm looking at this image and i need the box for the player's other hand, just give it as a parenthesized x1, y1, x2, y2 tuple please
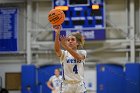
(52, 89, 57, 93)
(60, 35, 67, 48)
(51, 87, 55, 91)
(52, 25, 61, 34)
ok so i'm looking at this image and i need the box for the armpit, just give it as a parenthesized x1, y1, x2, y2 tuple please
(60, 50, 65, 61)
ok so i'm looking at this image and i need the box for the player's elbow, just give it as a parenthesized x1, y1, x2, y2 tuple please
(75, 56, 84, 61)
(54, 46, 59, 52)
(56, 53, 61, 57)
(75, 55, 85, 61)
(55, 51, 61, 57)
(47, 82, 49, 87)
(47, 81, 51, 86)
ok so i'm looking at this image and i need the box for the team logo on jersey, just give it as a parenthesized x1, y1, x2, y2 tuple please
(66, 58, 81, 63)
(54, 80, 61, 87)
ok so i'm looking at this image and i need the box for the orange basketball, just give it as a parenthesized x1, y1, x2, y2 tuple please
(48, 9, 65, 25)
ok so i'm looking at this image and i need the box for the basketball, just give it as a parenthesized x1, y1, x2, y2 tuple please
(48, 9, 65, 25)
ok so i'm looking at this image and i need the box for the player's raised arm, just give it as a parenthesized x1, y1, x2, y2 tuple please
(48, 9, 65, 58)
(53, 25, 62, 57)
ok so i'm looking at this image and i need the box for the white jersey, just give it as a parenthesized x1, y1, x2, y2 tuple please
(49, 75, 62, 90)
(60, 50, 87, 81)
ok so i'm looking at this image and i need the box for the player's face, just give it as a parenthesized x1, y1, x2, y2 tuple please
(67, 36, 78, 49)
(55, 69, 60, 77)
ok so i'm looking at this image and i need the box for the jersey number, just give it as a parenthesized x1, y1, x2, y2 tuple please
(73, 65, 78, 74)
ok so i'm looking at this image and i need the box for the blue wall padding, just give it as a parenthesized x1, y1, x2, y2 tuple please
(21, 64, 61, 93)
(21, 65, 37, 93)
(125, 63, 140, 93)
(97, 64, 125, 93)
(37, 65, 61, 93)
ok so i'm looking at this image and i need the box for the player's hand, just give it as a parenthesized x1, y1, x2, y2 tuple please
(52, 89, 57, 93)
(60, 35, 67, 48)
(51, 87, 55, 91)
(52, 25, 61, 34)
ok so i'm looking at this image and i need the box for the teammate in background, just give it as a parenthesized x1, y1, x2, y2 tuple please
(47, 68, 62, 93)
(53, 25, 87, 93)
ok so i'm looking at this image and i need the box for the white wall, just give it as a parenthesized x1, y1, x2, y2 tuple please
(0, 0, 131, 63)
(0, 63, 22, 93)
(106, 0, 128, 38)
(84, 65, 97, 93)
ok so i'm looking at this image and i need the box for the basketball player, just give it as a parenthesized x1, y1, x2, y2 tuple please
(53, 25, 87, 93)
(47, 68, 62, 93)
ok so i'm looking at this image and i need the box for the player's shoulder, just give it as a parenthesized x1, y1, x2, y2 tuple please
(78, 50, 86, 52)
(60, 50, 67, 61)
(49, 75, 56, 81)
(50, 75, 56, 79)
(77, 50, 87, 54)
(61, 50, 67, 54)
(59, 75, 63, 79)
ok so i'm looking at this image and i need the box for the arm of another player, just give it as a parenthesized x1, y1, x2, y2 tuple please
(47, 80, 55, 91)
(60, 36, 85, 61)
(53, 25, 62, 57)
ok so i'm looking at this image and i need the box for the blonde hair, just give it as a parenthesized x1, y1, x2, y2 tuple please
(70, 32, 85, 49)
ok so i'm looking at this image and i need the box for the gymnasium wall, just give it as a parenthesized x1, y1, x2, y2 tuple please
(0, 63, 22, 93)
(0, 0, 139, 93)
(0, 0, 137, 63)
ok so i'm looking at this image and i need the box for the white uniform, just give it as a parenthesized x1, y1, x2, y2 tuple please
(60, 50, 87, 93)
(49, 75, 62, 93)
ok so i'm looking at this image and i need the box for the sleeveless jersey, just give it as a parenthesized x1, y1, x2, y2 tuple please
(49, 75, 62, 90)
(60, 50, 87, 81)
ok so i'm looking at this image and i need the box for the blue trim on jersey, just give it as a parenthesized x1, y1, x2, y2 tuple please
(60, 82, 62, 93)
(61, 63, 65, 80)
(83, 82, 86, 90)
(83, 82, 87, 93)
